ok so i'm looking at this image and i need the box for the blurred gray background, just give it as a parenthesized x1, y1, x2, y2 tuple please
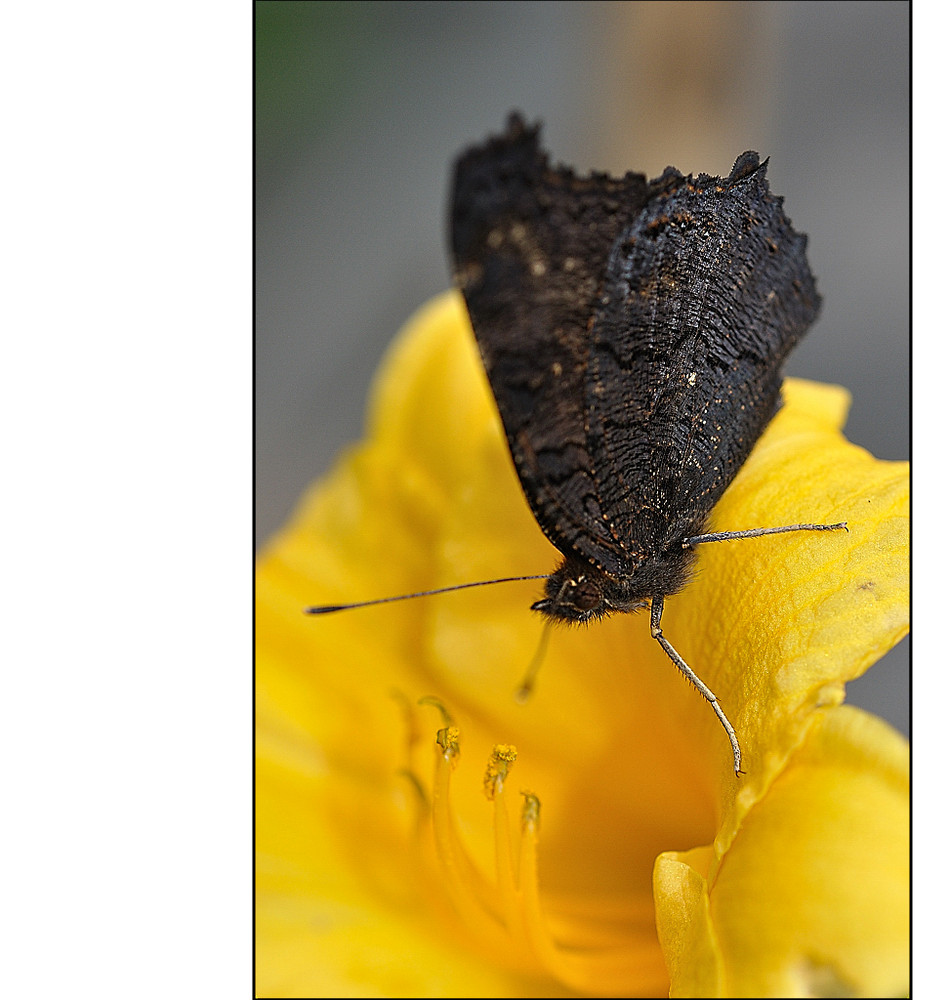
(256, 1, 909, 733)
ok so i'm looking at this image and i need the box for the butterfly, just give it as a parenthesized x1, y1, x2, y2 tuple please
(447, 114, 845, 773)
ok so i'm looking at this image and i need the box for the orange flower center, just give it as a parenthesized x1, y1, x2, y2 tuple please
(402, 698, 667, 995)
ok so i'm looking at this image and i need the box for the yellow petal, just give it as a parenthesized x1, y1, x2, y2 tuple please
(654, 706, 909, 997)
(668, 373, 909, 844)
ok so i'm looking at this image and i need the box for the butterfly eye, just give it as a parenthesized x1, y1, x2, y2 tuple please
(571, 578, 601, 612)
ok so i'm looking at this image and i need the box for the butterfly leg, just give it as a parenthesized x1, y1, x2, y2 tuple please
(649, 596, 743, 775)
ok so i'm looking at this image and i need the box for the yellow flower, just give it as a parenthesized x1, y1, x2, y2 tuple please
(256, 291, 909, 997)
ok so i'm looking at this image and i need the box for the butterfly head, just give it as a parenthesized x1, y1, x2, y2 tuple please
(531, 556, 648, 624)
(530, 547, 698, 624)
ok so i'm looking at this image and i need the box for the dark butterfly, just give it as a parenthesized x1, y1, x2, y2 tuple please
(310, 114, 846, 776)
(448, 114, 845, 773)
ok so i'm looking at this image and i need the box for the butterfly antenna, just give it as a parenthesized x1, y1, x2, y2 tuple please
(305, 575, 548, 615)
(683, 521, 847, 548)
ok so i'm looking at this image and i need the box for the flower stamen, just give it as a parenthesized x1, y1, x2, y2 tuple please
(425, 709, 511, 946)
(516, 789, 663, 992)
(407, 707, 666, 992)
(484, 744, 523, 940)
